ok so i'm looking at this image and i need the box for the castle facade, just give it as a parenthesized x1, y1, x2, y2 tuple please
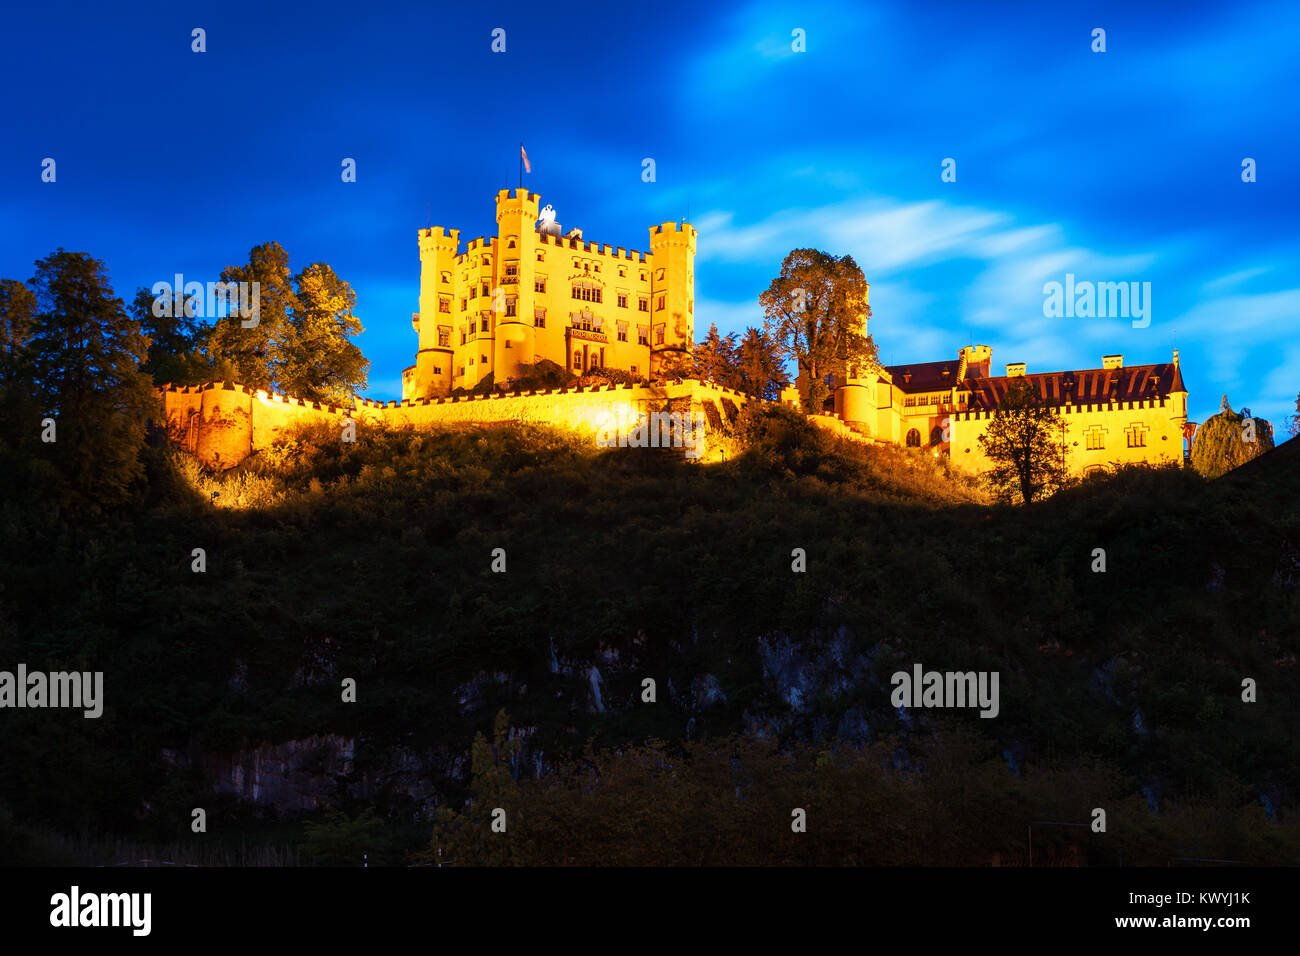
(405, 189, 696, 400)
(822, 344, 1190, 474)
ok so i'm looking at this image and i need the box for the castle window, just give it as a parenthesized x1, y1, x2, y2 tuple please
(655, 268, 665, 282)
(438, 327, 450, 348)
(469, 356, 474, 366)
(1086, 429, 1105, 450)
(656, 294, 666, 311)
(505, 341, 512, 349)
(535, 278, 546, 293)
(482, 256, 490, 266)
(617, 321, 628, 342)
(638, 325, 649, 345)
(631, 364, 638, 374)
(1127, 426, 1147, 448)
(458, 366, 465, 376)
(481, 354, 488, 364)
(619, 267, 626, 278)
(654, 324, 665, 345)
(584, 263, 590, 273)
(507, 238, 517, 249)
(440, 271, 452, 284)
(638, 297, 649, 313)
(904, 397, 917, 407)
(505, 297, 516, 317)
(571, 280, 602, 303)
(617, 293, 627, 308)
(433, 366, 442, 375)
(536, 251, 544, 262)
(504, 264, 518, 280)
(640, 272, 647, 282)
(438, 296, 451, 313)
(461, 330, 467, 345)
(534, 308, 546, 328)
(480, 316, 489, 332)
(460, 298, 467, 312)
(906, 428, 921, 448)
(481, 282, 489, 298)
(573, 351, 581, 370)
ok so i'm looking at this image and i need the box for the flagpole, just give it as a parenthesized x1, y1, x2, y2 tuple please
(519, 142, 523, 190)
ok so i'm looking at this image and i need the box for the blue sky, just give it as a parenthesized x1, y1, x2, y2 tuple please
(2, 0, 1296, 427)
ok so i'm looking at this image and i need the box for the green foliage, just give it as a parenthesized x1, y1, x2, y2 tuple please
(1191, 400, 1276, 478)
(301, 807, 390, 866)
(20, 250, 155, 509)
(977, 377, 1070, 504)
(128, 286, 213, 386)
(279, 262, 369, 404)
(760, 248, 877, 412)
(206, 242, 297, 391)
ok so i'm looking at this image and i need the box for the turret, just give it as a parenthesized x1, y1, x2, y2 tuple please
(647, 221, 697, 377)
(413, 226, 461, 399)
(492, 189, 541, 383)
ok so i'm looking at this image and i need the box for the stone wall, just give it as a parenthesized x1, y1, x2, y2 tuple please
(157, 379, 758, 469)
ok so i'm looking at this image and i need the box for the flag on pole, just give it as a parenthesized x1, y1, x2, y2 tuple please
(520, 144, 531, 174)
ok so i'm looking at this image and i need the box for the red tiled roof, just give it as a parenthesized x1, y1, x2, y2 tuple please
(966, 363, 1185, 410)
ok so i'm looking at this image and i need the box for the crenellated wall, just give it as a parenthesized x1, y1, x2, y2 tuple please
(157, 379, 758, 470)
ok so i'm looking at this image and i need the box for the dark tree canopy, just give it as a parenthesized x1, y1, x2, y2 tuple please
(23, 250, 155, 507)
(976, 376, 1069, 504)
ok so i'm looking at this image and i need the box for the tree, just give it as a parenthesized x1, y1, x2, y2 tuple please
(976, 376, 1069, 504)
(128, 286, 212, 386)
(279, 262, 368, 404)
(1190, 398, 1275, 478)
(1290, 389, 1300, 437)
(735, 326, 789, 400)
(205, 242, 298, 391)
(692, 323, 738, 385)
(0, 279, 36, 382)
(25, 250, 155, 506)
(300, 807, 391, 866)
(760, 249, 877, 413)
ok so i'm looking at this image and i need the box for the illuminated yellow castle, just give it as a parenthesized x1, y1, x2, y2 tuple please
(404, 189, 696, 400)
(816, 344, 1190, 475)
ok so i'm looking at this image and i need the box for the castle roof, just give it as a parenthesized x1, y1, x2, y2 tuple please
(884, 359, 987, 392)
(966, 362, 1185, 410)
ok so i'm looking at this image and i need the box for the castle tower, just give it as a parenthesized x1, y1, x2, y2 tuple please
(492, 188, 540, 383)
(412, 226, 461, 399)
(647, 221, 697, 377)
(833, 283, 874, 425)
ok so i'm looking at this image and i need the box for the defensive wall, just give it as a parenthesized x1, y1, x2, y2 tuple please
(156, 379, 761, 470)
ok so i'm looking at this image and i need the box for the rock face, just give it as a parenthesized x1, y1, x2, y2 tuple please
(176, 626, 887, 817)
(1190, 402, 1275, 478)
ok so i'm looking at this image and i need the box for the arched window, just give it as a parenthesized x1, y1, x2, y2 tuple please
(906, 428, 921, 447)
(930, 426, 945, 446)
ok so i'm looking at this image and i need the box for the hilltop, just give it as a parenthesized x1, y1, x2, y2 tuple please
(1, 406, 1297, 864)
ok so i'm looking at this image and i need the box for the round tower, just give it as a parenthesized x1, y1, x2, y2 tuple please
(492, 188, 540, 384)
(647, 221, 697, 377)
(414, 226, 460, 398)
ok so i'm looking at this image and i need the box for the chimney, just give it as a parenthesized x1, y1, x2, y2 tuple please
(1103, 354, 1123, 369)
(1005, 362, 1026, 377)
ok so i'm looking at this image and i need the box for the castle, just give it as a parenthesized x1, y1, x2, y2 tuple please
(819, 345, 1190, 475)
(158, 187, 1191, 475)
(404, 189, 696, 400)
